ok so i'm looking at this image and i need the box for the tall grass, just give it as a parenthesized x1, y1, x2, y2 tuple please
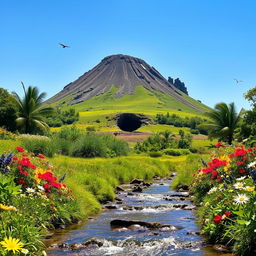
(20, 135, 56, 157)
(51, 156, 174, 212)
(171, 154, 210, 189)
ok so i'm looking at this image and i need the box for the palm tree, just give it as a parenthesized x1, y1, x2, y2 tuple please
(201, 102, 242, 144)
(13, 84, 55, 134)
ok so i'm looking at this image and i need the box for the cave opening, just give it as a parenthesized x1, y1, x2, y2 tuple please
(117, 113, 142, 132)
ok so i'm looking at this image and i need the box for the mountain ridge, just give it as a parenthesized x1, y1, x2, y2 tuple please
(47, 54, 205, 112)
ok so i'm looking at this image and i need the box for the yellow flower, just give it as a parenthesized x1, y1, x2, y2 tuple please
(244, 186, 254, 192)
(42, 250, 47, 256)
(220, 155, 231, 172)
(0, 204, 17, 211)
(0, 237, 24, 253)
(34, 168, 46, 184)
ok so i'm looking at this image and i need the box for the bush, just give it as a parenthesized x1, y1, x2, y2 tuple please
(20, 135, 56, 157)
(164, 148, 190, 156)
(148, 151, 163, 157)
(0, 128, 17, 140)
(70, 133, 107, 158)
(0, 146, 78, 255)
(101, 134, 129, 157)
(191, 144, 256, 255)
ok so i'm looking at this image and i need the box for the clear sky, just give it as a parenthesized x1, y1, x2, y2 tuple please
(1, 0, 255, 110)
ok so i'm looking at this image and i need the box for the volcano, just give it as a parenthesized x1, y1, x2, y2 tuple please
(47, 54, 205, 112)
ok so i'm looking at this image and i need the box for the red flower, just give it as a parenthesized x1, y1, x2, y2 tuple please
(215, 142, 223, 147)
(18, 178, 25, 184)
(16, 146, 25, 152)
(38, 154, 45, 159)
(43, 183, 50, 190)
(239, 169, 246, 174)
(230, 147, 247, 158)
(213, 215, 222, 224)
(208, 158, 226, 168)
(211, 170, 218, 179)
(224, 211, 231, 217)
(202, 167, 213, 173)
(13, 156, 18, 161)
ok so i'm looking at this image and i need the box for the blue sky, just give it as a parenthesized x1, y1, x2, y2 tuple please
(1, 0, 255, 110)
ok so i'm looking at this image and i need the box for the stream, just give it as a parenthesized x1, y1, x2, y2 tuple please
(46, 178, 230, 256)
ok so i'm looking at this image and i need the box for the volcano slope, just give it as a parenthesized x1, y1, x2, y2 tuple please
(47, 54, 210, 131)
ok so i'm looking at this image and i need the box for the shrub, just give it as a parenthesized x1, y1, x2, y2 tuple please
(148, 151, 163, 157)
(0, 128, 17, 140)
(191, 144, 256, 255)
(20, 135, 56, 157)
(0, 146, 78, 255)
(101, 134, 129, 157)
(163, 148, 190, 156)
(70, 133, 107, 158)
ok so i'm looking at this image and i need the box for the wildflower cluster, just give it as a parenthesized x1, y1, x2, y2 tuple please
(192, 143, 256, 255)
(0, 146, 77, 255)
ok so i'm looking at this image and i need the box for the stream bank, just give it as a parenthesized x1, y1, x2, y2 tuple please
(46, 176, 232, 256)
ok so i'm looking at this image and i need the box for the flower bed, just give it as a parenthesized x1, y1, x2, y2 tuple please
(192, 143, 256, 255)
(0, 146, 79, 255)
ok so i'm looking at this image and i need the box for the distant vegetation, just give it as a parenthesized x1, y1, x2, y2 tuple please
(46, 108, 79, 127)
(20, 126, 129, 158)
(135, 129, 194, 156)
(155, 113, 208, 135)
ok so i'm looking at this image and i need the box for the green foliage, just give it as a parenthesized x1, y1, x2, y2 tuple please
(13, 84, 55, 134)
(21, 135, 56, 157)
(70, 133, 108, 158)
(148, 151, 163, 157)
(70, 133, 129, 158)
(191, 145, 256, 255)
(0, 88, 17, 131)
(171, 154, 205, 189)
(0, 174, 21, 204)
(201, 102, 242, 144)
(46, 108, 79, 127)
(156, 112, 208, 135)
(164, 148, 191, 156)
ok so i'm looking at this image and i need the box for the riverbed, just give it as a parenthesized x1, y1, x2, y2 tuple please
(46, 179, 230, 256)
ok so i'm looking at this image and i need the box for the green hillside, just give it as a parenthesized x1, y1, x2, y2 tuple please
(51, 86, 210, 130)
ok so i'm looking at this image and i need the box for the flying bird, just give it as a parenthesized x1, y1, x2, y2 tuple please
(234, 78, 243, 84)
(59, 43, 70, 48)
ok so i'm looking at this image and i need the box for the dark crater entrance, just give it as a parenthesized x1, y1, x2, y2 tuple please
(116, 113, 151, 132)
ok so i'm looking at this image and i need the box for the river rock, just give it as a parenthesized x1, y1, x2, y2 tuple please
(132, 186, 143, 193)
(115, 197, 122, 201)
(183, 205, 196, 210)
(130, 179, 143, 184)
(115, 186, 125, 192)
(105, 205, 118, 209)
(186, 231, 201, 235)
(213, 244, 231, 253)
(177, 184, 189, 192)
(110, 219, 173, 230)
(127, 192, 135, 196)
(143, 182, 151, 187)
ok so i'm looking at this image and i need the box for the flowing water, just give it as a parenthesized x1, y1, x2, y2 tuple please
(47, 179, 231, 256)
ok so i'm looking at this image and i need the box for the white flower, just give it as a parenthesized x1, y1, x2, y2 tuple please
(37, 185, 44, 191)
(21, 248, 29, 254)
(234, 194, 249, 204)
(236, 176, 247, 181)
(208, 187, 217, 194)
(248, 161, 256, 168)
(26, 187, 35, 193)
(234, 182, 244, 189)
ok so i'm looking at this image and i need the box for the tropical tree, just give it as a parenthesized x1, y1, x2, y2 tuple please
(0, 88, 17, 131)
(201, 102, 242, 144)
(13, 84, 55, 134)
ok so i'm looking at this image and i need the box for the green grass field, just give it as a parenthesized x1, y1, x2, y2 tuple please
(51, 86, 210, 129)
